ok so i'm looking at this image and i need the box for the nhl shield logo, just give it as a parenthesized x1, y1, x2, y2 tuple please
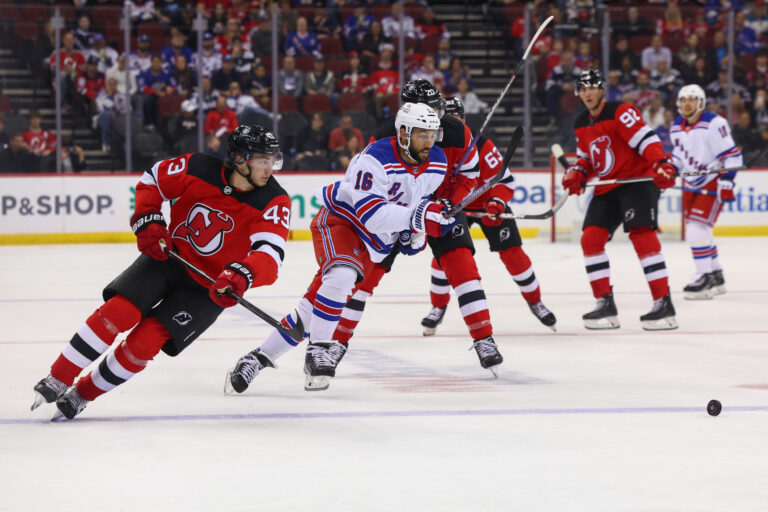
(173, 311, 193, 326)
(172, 203, 235, 256)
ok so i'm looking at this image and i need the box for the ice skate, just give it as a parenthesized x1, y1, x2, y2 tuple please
(528, 301, 557, 331)
(52, 386, 89, 421)
(31, 374, 67, 411)
(304, 342, 342, 391)
(582, 293, 620, 330)
(224, 348, 275, 395)
(683, 274, 714, 300)
(470, 336, 503, 378)
(421, 305, 447, 336)
(709, 270, 726, 296)
(640, 294, 678, 331)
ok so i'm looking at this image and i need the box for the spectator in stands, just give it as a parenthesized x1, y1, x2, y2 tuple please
(382, 2, 416, 40)
(242, 2, 265, 39)
(199, 33, 223, 78)
(707, 69, 751, 115)
(455, 77, 487, 114)
(172, 99, 199, 140)
(305, 57, 336, 98)
(747, 0, 768, 36)
(0, 133, 39, 173)
(171, 55, 194, 97)
(207, 2, 228, 35)
(369, 44, 399, 118)
(0, 114, 8, 149)
(93, 77, 129, 153)
(277, 55, 304, 98)
(707, 31, 728, 72)
(73, 15, 95, 51)
(574, 40, 595, 71)
(444, 56, 472, 93)
(415, 6, 448, 41)
(683, 56, 713, 88)
(618, 54, 639, 91)
(40, 22, 56, 69)
(244, 62, 271, 109)
(295, 112, 328, 162)
(508, 14, 526, 62)
(677, 34, 701, 75)
(747, 50, 768, 89)
(226, 80, 268, 118)
(689, 8, 711, 41)
(344, 5, 376, 50)
(285, 16, 322, 59)
(212, 56, 242, 94)
(753, 88, 768, 132)
(329, 115, 363, 154)
(106, 55, 138, 96)
(610, 35, 637, 71)
(127, 0, 157, 24)
(650, 58, 683, 103)
(655, 3, 686, 38)
(60, 138, 86, 173)
(204, 133, 225, 159)
(23, 110, 56, 171)
(642, 95, 666, 130)
(641, 35, 672, 72)
(654, 108, 676, 153)
(204, 96, 238, 137)
(190, 76, 219, 113)
(732, 110, 761, 156)
(251, 10, 273, 62)
(77, 56, 106, 112)
(217, 18, 248, 57)
(623, 70, 660, 110)
(435, 36, 455, 72)
(606, 70, 625, 102)
(333, 131, 359, 170)
(230, 38, 255, 74)
(278, 0, 298, 37)
(85, 33, 119, 75)
(732, 11, 762, 55)
(129, 35, 153, 74)
(410, 53, 445, 89)
(614, 5, 652, 39)
(310, 5, 341, 39)
(138, 54, 177, 128)
(228, 0, 250, 23)
(545, 50, 581, 124)
(360, 20, 390, 67)
(161, 32, 195, 73)
(339, 51, 370, 94)
(49, 32, 85, 104)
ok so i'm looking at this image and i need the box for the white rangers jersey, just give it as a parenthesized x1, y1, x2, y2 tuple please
(321, 136, 447, 262)
(670, 111, 742, 188)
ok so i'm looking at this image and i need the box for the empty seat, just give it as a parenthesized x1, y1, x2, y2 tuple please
(278, 94, 299, 113)
(321, 37, 344, 56)
(157, 94, 185, 124)
(21, 3, 49, 22)
(337, 93, 367, 113)
(303, 94, 332, 114)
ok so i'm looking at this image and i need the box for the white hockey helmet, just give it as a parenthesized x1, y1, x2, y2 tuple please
(677, 84, 706, 117)
(395, 102, 441, 158)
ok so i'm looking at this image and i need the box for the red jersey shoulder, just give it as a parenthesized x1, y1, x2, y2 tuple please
(477, 136, 503, 182)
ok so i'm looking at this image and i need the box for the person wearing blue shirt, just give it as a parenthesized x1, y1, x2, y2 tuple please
(285, 17, 322, 59)
(160, 32, 195, 73)
(137, 54, 177, 128)
(343, 6, 375, 50)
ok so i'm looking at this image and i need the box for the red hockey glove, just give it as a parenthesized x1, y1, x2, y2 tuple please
(410, 198, 454, 237)
(131, 211, 171, 261)
(481, 197, 506, 227)
(717, 179, 735, 202)
(653, 159, 677, 190)
(562, 164, 587, 195)
(209, 262, 254, 308)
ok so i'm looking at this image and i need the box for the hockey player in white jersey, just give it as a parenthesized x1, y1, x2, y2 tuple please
(225, 102, 454, 392)
(670, 84, 741, 299)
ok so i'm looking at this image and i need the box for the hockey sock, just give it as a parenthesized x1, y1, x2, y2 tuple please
(76, 317, 169, 401)
(429, 257, 451, 309)
(51, 295, 141, 386)
(498, 247, 541, 304)
(629, 227, 669, 300)
(710, 245, 722, 272)
(309, 265, 357, 343)
(685, 221, 714, 276)
(259, 298, 312, 362)
(333, 262, 386, 344)
(440, 247, 492, 340)
(581, 226, 612, 298)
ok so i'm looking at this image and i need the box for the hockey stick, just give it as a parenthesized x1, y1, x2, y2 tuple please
(585, 164, 752, 188)
(450, 15, 554, 175)
(464, 192, 569, 220)
(159, 240, 305, 341)
(551, 143, 571, 171)
(675, 186, 717, 197)
(445, 126, 524, 217)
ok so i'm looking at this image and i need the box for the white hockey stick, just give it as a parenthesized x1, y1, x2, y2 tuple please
(450, 15, 554, 175)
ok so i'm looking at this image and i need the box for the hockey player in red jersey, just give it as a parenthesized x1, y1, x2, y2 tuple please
(562, 69, 678, 330)
(422, 96, 556, 334)
(31, 125, 291, 419)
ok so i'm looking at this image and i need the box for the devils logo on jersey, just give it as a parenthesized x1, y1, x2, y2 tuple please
(172, 203, 235, 255)
(590, 136, 615, 177)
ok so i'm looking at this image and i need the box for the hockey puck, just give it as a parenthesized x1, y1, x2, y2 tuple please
(707, 399, 722, 416)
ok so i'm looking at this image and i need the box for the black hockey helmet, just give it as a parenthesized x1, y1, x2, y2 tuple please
(401, 79, 446, 119)
(575, 68, 605, 94)
(444, 96, 464, 120)
(228, 125, 281, 163)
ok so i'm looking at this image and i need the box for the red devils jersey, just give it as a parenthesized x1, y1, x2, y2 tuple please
(134, 152, 291, 289)
(574, 101, 665, 195)
(372, 114, 480, 204)
(465, 135, 515, 210)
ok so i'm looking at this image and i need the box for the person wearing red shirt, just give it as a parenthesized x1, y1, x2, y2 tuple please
(339, 51, 370, 94)
(23, 110, 56, 158)
(205, 96, 239, 137)
(76, 56, 106, 109)
(49, 32, 86, 104)
(328, 115, 364, 153)
(369, 44, 399, 117)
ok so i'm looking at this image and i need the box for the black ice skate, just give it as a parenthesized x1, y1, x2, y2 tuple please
(31, 374, 67, 411)
(304, 342, 343, 391)
(683, 274, 714, 300)
(53, 387, 89, 421)
(640, 294, 678, 331)
(582, 293, 620, 330)
(224, 348, 275, 395)
(528, 301, 557, 331)
(421, 305, 447, 336)
(471, 336, 503, 378)
(708, 270, 726, 296)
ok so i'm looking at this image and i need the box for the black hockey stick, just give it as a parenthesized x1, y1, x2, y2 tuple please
(675, 186, 716, 197)
(585, 164, 753, 188)
(445, 126, 524, 217)
(449, 15, 553, 175)
(551, 143, 571, 171)
(464, 192, 569, 221)
(159, 240, 305, 341)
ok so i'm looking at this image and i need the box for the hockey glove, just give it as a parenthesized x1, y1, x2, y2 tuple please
(131, 211, 171, 261)
(653, 159, 677, 190)
(209, 262, 254, 308)
(397, 230, 427, 256)
(717, 179, 735, 202)
(562, 164, 588, 195)
(481, 197, 507, 227)
(410, 198, 455, 237)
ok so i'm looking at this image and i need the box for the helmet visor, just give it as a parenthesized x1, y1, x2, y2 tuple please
(247, 152, 283, 171)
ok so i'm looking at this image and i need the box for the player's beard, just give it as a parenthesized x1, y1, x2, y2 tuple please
(409, 141, 429, 164)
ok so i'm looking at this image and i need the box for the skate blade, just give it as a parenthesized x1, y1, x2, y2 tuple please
(641, 317, 679, 331)
(583, 317, 620, 330)
(486, 364, 501, 379)
(30, 392, 46, 411)
(684, 290, 713, 300)
(547, 324, 557, 332)
(422, 326, 437, 336)
(50, 410, 68, 422)
(223, 369, 238, 395)
(711, 285, 726, 296)
(304, 374, 330, 391)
